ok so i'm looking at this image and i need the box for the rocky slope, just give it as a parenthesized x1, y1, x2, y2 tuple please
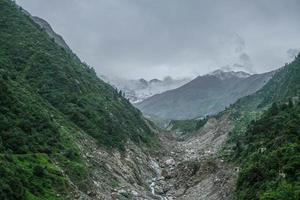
(136, 70, 274, 119)
(143, 114, 237, 200)
(3, 1, 300, 200)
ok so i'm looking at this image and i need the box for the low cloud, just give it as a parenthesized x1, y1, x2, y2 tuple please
(234, 34, 246, 53)
(17, 0, 300, 79)
(287, 48, 300, 59)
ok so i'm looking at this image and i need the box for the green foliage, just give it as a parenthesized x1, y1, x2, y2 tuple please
(0, 0, 154, 150)
(0, 154, 67, 200)
(233, 102, 300, 199)
(169, 117, 208, 135)
(226, 54, 300, 158)
(0, 0, 156, 199)
(220, 53, 300, 199)
(0, 67, 87, 199)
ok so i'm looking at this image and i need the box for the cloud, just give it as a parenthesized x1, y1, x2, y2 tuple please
(220, 65, 234, 72)
(237, 53, 255, 73)
(16, 0, 300, 79)
(286, 48, 300, 59)
(234, 34, 246, 53)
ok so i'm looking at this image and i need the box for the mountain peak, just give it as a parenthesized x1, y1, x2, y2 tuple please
(209, 70, 251, 80)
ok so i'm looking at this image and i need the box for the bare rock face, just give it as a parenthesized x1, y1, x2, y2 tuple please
(165, 158, 176, 166)
(152, 114, 238, 200)
(62, 112, 237, 200)
(63, 131, 162, 200)
(57, 113, 238, 200)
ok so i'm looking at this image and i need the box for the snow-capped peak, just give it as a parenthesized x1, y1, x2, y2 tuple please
(209, 70, 251, 80)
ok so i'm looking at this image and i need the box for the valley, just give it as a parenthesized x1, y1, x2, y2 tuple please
(150, 114, 236, 200)
(75, 112, 237, 200)
(1, 1, 300, 200)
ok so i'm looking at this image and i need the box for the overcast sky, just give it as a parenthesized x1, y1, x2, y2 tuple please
(17, 0, 300, 80)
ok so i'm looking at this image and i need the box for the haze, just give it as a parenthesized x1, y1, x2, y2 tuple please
(16, 0, 300, 79)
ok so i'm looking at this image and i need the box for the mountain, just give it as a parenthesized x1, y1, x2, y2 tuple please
(104, 76, 191, 103)
(234, 101, 300, 200)
(2, 0, 300, 199)
(136, 70, 274, 119)
(225, 54, 300, 200)
(162, 55, 300, 200)
(0, 1, 159, 199)
(209, 69, 251, 80)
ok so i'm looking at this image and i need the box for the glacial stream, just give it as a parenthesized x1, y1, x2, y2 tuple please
(150, 160, 169, 200)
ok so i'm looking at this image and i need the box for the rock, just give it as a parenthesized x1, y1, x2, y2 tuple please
(131, 190, 139, 197)
(161, 169, 168, 178)
(118, 189, 130, 198)
(165, 158, 176, 166)
(111, 192, 118, 200)
(150, 182, 156, 188)
(174, 187, 186, 197)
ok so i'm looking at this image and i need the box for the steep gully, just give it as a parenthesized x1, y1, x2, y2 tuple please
(67, 113, 237, 199)
(146, 113, 237, 200)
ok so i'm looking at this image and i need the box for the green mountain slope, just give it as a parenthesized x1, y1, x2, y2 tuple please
(170, 54, 300, 199)
(0, 62, 87, 199)
(0, 0, 154, 150)
(234, 101, 300, 200)
(230, 54, 300, 115)
(0, 0, 155, 199)
(225, 55, 300, 199)
(227, 55, 300, 145)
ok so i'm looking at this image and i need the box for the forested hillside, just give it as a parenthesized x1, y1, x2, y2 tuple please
(233, 101, 300, 199)
(1, 0, 300, 199)
(225, 55, 300, 199)
(0, 0, 154, 150)
(0, 0, 155, 199)
(227, 54, 300, 145)
(164, 54, 300, 199)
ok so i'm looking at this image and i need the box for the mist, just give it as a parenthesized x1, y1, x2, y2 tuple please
(17, 0, 300, 79)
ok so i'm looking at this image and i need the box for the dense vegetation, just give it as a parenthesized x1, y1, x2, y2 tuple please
(0, 56, 87, 199)
(0, 0, 155, 199)
(223, 54, 300, 199)
(0, 0, 154, 150)
(168, 117, 208, 135)
(1, 0, 300, 199)
(234, 101, 300, 199)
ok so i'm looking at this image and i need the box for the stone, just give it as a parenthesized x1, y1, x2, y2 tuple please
(118, 189, 130, 198)
(111, 192, 118, 200)
(165, 158, 176, 166)
(132, 190, 139, 197)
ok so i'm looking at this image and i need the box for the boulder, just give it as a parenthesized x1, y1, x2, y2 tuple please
(165, 158, 176, 166)
(118, 189, 130, 198)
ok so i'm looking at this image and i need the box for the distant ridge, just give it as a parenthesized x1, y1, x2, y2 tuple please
(104, 76, 191, 103)
(135, 70, 275, 119)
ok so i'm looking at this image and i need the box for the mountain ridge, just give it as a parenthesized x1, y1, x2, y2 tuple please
(0, 1, 159, 199)
(136, 70, 275, 119)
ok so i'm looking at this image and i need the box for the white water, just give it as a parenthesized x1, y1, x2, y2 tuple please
(149, 160, 169, 200)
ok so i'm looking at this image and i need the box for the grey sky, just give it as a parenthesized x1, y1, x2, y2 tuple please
(17, 0, 300, 79)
